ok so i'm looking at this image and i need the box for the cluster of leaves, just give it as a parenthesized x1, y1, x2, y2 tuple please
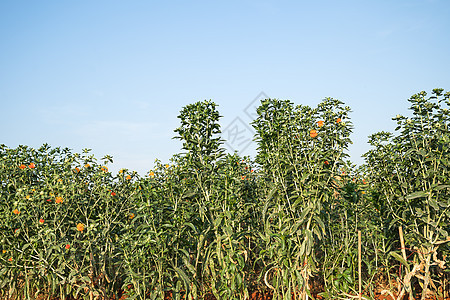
(1, 90, 449, 300)
(0, 145, 139, 299)
(363, 89, 450, 300)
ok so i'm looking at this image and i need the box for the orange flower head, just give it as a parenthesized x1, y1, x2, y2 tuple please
(129, 213, 135, 219)
(13, 209, 20, 215)
(165, 164, 169, 169)
(2, 250, 6, 254)
(317, 120, 324, 127)
(76, 223, 84, 232)
(84, 164, 90, 168)
(310, 130, 318, 138)
(363, 179, 367, 185)
(336, 118, 342, 123)
(126, 175, 131, 180)
(111, 192, 116, 196)
(8, 257, 13, 262)
(74, 167, 80, 173)
(19, 164, 26, 170)
(65, 244, 70, 250)
(28, 163, 35, 169)
(149, 171, 155, 178)
(119, 169, 124, 174)
(55, 196, 63, 204)
(101, 166, 108, 172)
(324, 160, 329, 165)
(39, 219, 45, 224)
(241, 176, 246, 180)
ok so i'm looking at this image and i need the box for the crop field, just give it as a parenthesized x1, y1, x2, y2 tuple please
(1, 89, 449, 300)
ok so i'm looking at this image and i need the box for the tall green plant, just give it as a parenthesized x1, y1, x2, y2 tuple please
(363, 89, 450, 300)
(252, 97, 352, 299)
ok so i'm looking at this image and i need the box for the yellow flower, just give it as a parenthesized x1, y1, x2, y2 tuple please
(84, 164, 90, 168)
(165, 164, 169, 169)
(26, 195, 30, 200)
(76, 223, 84, 232)
(119, 169, 124, 174)
(2, 250, 6, 254)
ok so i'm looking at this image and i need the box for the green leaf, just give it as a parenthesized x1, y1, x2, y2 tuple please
(389, 251, 410, 269)
(406, 191, 427, 200)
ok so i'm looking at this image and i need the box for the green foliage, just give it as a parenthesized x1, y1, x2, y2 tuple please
(1, 89, 449, 300)
(0, 144, 138, 299)
(363, 88, 450, 299)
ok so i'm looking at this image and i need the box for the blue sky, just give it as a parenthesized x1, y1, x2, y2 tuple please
(1, 0, 449, 175)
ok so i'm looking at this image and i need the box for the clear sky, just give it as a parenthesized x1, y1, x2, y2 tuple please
(1, 0, 449, 175)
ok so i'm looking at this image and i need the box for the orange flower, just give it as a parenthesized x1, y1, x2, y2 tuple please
(362, 179, 367, 185)
(101, 166, 108, 172)
(65, 244, 70, 250)
(74, 167, 80, 173)
(241, 176, 246, 180)
(28, 163, 35, 169)
(19, 164, 26, 170)
(317, 120, 324, 127)
(76, 223, 84, 232)
(336, 118, 341, 123)
(165, 164, 169, 169)
(84, 164, 90, 168)
(310, 130, 318, 138)
(55, 196, 63, 204)
(324, 160, 330, 165)
(39, 219, 45, 224)
(126, 175, 131, 180)
(129, 213, 135, 219)
(111, 192, 116, 196)
(26, 195, 31, 200)
(149, 171, 155, 177)
(8, 257, 13, 262)
(119, 169, 124, 174)
(13, 209, 20, 215)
